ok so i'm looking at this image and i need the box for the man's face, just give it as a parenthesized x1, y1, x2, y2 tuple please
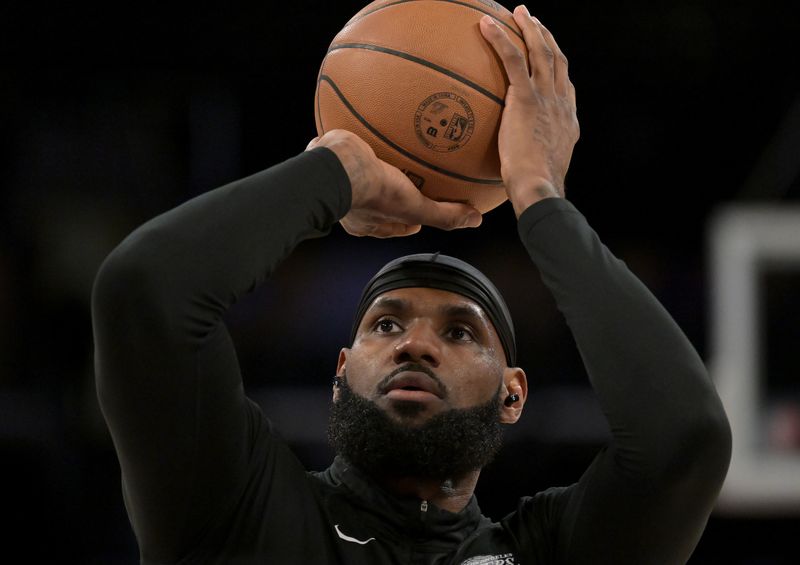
(338, 286, 510, 424)
(330, 286, 526, 480)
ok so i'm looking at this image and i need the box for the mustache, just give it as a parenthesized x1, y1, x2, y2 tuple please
(376, 363, 447, 398)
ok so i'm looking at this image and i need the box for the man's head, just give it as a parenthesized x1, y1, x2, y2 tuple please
(328, 253, 527, 481)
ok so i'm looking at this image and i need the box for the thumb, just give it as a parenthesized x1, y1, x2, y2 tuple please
(382, 164, 483, 230)
(398, 190, 484, 230)
(422, 200, 484, 231)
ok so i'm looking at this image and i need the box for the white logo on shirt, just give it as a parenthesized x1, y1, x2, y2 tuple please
(460, 554, 516, 565)
(334, 524, 376, 545)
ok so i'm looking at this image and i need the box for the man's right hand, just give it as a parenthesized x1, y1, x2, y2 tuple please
(307, 130, 482, 238)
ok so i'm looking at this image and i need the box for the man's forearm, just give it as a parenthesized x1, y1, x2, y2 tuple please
(517, 197, 731, 563)
(91, 147, 350, 559)
(518, 198, 730, 469)
(101, 148, 349, 325)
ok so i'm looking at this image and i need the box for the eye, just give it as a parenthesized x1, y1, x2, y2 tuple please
(374, 318, 402, 334)
(447, 326, 474, 342)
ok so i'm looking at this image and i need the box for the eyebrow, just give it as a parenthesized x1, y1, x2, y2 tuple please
(438, 303, 490, 329)
(369, 296, 409, 312)
(368, 296, 490, 330)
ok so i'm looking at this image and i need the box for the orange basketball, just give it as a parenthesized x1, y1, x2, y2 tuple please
(314, 0, 527, 214)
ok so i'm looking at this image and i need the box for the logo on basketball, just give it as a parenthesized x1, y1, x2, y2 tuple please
(401, 169, 426, 189)
(414, 92, 475, 152)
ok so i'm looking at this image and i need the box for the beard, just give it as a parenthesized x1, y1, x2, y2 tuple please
(327, 377, 505, 482)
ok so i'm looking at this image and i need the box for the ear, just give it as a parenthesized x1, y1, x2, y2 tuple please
(333, 348, 349, 402)
(499, 366, 527, 424)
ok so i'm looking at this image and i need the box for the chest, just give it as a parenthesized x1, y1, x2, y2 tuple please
(310, 500, 522, 565)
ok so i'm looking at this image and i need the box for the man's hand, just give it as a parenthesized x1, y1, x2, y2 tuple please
(306, 130, 482, 238)
(480, 5, 579, 218)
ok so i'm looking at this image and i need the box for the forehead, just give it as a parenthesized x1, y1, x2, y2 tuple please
(364, 287, 488, 321)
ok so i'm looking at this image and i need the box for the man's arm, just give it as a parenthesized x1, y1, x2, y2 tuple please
(481, 8, 731, 563)
(518, 198, 731, 564)
(92, 137, 483, 561)
(91, 148, 351, 561)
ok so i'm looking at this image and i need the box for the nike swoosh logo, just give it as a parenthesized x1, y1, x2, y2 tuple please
(334, 524, 376, 545)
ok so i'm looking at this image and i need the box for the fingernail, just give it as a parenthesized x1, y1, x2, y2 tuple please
(483, 15, 498, 26)
(518, 5, 530, 16)
(465, 212, 482, 228)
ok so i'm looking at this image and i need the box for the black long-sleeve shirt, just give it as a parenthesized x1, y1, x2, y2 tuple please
(92, 147, 731, 564)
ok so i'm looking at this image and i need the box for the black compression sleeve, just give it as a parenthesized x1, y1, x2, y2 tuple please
(516, 198, 731, 564)
(91, 148, 350, 562)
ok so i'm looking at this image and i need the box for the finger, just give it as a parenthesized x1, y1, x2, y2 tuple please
(533, 17, 571, 96)
(376, 162, 483, 230)
(372, 223, 423, 238)
(342, 221, 423, 239)
(479, 16, 530, 88)
(305, 136, 320, 151)
(400, 195, 483, 231)
(512, 5, 554, 90)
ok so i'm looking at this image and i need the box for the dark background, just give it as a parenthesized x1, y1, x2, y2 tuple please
(2, 0, 799, 563)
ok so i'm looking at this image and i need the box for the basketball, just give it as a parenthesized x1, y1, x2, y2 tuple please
(314, 0, 527, 214)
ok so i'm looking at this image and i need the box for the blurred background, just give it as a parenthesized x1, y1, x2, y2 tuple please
(1, 0, 799, 562)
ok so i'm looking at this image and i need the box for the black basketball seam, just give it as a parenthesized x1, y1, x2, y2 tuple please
(317, 74, 503, 185)
(315, 55, 327, 132)
(327, 43, 505, 107)
(345, 0, 524, 43)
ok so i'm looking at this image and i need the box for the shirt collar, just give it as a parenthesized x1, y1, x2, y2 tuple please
(320, 456, 491, 545)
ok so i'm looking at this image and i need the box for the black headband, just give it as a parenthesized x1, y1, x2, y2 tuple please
(349, 253, 516, 366)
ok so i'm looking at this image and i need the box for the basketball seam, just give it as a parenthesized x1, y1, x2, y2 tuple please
(316, 56, 327, 132)
(327, 43, 505, 107)
(345, 0, 524, 42)
(318, 74, 503, 185)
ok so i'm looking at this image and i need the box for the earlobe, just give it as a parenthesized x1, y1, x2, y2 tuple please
(500, 366, 527, 424)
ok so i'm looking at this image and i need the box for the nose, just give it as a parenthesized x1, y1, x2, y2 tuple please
(392, 321, 441, 367)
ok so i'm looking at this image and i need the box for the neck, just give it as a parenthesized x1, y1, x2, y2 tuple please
(378, 469, 481, 513)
